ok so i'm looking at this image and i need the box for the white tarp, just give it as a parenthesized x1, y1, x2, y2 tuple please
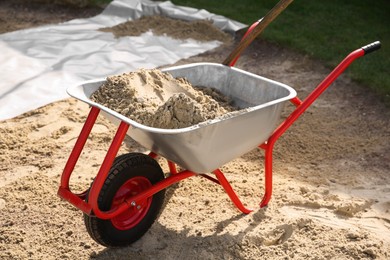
(0, 0, 245, 121)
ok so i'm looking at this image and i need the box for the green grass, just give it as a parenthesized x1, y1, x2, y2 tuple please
(90, 0, 389, 102)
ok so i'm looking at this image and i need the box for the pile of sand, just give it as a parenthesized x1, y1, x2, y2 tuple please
(90, 69, 237, 129)
(99, 15, 232, 43)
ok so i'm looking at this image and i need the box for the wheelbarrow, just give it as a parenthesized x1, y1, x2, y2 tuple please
(57, 0, 381, 247)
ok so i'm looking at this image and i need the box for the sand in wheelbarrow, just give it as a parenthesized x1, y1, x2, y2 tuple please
(90, 68, 239, 129)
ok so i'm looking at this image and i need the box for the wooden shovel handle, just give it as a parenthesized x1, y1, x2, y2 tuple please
(222, 0, 294, 66)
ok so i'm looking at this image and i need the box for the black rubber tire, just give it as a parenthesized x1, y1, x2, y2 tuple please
(84, 153, 165, 247)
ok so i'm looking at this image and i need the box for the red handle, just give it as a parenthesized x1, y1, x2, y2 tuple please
(272, 42, 381, 143)
(259, 41, 381, 208)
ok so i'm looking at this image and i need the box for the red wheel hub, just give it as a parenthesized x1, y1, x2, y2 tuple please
(110, 176, 152, 230)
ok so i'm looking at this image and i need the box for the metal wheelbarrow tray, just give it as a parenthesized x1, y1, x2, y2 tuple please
(56, 0, 381, 246)
(68, 63, 296, 173)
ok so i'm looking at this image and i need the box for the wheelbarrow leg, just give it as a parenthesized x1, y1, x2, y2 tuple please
(213, 169, 253, 214)
(259, 143, 274, 208)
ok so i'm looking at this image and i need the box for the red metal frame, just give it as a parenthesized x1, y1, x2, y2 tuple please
(58, 41, 376, 218)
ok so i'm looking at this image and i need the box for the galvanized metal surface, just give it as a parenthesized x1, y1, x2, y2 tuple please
(67, 63, 296, 173)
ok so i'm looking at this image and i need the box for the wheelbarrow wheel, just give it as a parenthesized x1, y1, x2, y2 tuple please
(84, 152, 165, 247)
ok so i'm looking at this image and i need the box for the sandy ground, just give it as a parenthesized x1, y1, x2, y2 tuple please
(1, 2, 389, 259)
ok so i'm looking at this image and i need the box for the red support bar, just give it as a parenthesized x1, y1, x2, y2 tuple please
(59, 106, 100, 190)
(199, 173, 220, 185)
(125, 170, 195, 208)
(57, 187, 92, 214)
(88, 121, 130, 219)
(290, 96, 303, 107)
(168, 161, 178, 174)
(57, 106, 101, 214)
(260, 143, 273, 208)
(259, 143, 267, 150)
(213, 169, 253, 214)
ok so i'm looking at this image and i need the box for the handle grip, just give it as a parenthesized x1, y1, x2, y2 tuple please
(362, 41, 381, 55)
